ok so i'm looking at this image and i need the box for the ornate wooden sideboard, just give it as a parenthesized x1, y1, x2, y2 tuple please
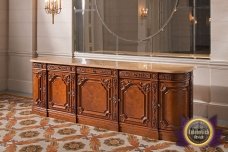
(31, 57, 194, 141)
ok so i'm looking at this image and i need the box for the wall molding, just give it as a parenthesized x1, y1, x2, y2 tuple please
(8, 51, 32, 57)
(0, 52, 8, 56)
(209, 102, 228, 107)
(193, 100, 228, 123)
(75, 52, 228, 68)
(37, 51, 72, 57)
(8, 79, 32, 94)
(193, 100, 209, 118)
(0, 79, 7, 91)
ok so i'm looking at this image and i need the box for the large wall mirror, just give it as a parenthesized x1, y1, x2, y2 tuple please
(73, 0, 210, 58)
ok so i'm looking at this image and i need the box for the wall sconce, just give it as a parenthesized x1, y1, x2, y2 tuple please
(189, 12, 197, 24)
(45, 0, 62, 24)
(141, 8, 148, 18)
(206, 17, 211, 25)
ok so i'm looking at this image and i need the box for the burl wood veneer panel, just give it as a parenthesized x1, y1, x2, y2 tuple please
(119, 71, 159, 139)
(47, 64, 76, 122)
(158, 73, 193, 141)
(77, 67, 119, 131)
(32, 63, 47, 117)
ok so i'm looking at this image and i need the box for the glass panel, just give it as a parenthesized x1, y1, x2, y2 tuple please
(195, 0, 211, 54)
(73, 0, 210, 58)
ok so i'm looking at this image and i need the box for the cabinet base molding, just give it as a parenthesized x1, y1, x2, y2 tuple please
(120, 123, 159, 139)
(159, 130, 178, 142)
(32, 106, 47, 117)
(48, 109, 76, 123)
(77, 116, 119, 131)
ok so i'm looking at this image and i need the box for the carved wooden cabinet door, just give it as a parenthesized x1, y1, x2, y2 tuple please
(158, 73, 192, 131)
(32, 63, 47, 108)
(77, 67, 118, 121)
(119, 71, 158, 128)
(47, 65, 76, 114)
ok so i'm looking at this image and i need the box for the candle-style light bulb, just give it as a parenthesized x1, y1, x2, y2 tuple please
(45, 0, 61, 24)
(45, 0, 48, 8)
(141, 8, 148, 17)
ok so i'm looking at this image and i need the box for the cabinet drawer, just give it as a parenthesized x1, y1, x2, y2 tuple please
(77, 67, 114, 76)
(33, 63, 46, 69)
(47, 64, 75, 72)
(159, 73, 191, 82)
(119, 70, 157, 80)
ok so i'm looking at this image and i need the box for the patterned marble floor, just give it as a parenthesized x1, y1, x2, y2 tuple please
(0, 94, 227, 152)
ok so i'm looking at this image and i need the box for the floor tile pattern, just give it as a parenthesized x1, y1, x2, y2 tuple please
(0, 94, 227, 152)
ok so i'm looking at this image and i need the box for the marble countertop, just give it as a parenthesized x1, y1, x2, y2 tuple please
(31, 56, 194, 73)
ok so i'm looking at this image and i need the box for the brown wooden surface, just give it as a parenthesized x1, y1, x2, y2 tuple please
(48, 109, 76, 123)
(158, 73, 192, 141)
(32, 106, 47, 117)
(77, 115, 119, 131)
(119, 70, 158, 138)
(33, 69, 42, 106)
(47, 65, 76, 114)
(120, 123, 159, 139)
(77, 67, 118, 131)
(32, 63, 47, 116)
(32, 62, 193, 142)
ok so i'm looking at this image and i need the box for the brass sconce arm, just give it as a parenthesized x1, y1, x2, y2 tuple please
(45, 0, 62, 24)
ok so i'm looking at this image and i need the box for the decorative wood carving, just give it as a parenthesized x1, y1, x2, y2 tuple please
(119, 79, 152, 127)
(112, 96, 118, 104)
(119, 71, 151, 79)
(112, 70, 118, 121)
(189, 72, 193, 117)
(63, 75, 71, 85)
(159, 81, 191, 131)
(113, 70, 118, 77)
(42, 64, 47, 69)
(32, 65, 47, 109)
(33, 63, 42, 69)
(78, 107, 84, 114)
(141, 83, 151, 93)
(151, 83, 158, 129)
(77, 76, 87, 86)
(32, 62, 193, 142)
(159, 73, 191, 81)
(160, 120, 169, 129)
(48, 73, 55, 82)
(152, 73, 158, 80)
(113, 77, 118, 88)
(33, 70, 42, 78)
(142, 117, 149, 125)
(77, 72, 116, 122)
(159, 74, 172, 81)
(47, 67, 75, 114)
(105, 110, 111, 119)
(160, 84, 167, 92)
(101, 78, 111, 89)
(120, 80, 132, 90)
(47, 64, 75, 72)
(120, 114, 127, 122)
(41, 70, 47, 107)
(77, 67, 112, 75)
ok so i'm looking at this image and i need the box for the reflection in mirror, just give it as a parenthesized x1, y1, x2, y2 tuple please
(73, 0, 210, 58)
